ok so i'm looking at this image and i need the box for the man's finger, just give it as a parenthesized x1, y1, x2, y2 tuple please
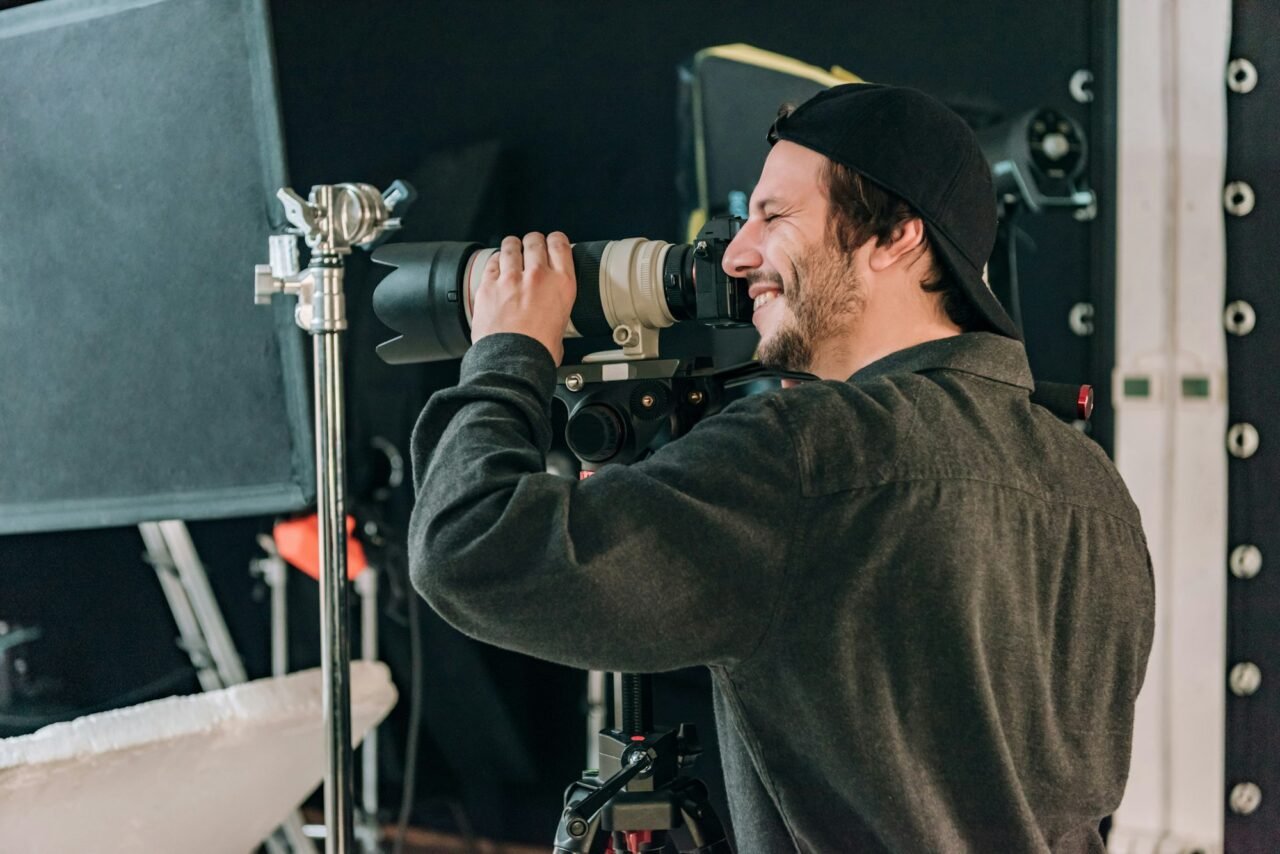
(498, 235, 523, 278)
(547, 231, 572, 274)
(482, 251, 501, 281)
(522, 232, 548, 270)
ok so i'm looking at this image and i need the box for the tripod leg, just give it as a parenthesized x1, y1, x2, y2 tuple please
(554, 779, 604, 854)
(673, 779, 732, 854)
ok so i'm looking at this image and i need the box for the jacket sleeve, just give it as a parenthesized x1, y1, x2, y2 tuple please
(407, 333, 802, 673)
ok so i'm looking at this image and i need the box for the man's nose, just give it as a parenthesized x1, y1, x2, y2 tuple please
(721, 220, 764, 279)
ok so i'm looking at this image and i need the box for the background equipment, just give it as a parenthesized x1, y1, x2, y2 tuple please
(0, 0, 313, 535)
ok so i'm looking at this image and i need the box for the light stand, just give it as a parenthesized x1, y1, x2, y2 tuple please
(254, 180, 413, 853)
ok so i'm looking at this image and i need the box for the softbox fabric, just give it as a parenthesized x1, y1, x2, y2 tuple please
(0, 0, 313, 534)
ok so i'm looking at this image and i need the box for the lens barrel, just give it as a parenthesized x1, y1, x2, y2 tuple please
(371, 217, 748, 365)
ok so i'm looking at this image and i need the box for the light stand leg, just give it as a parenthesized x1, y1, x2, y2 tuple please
(141, 523, 223, 692)
(315, 329, 355, 854)
(355, 567, 380, 852)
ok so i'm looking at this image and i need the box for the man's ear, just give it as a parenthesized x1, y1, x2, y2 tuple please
(867, 217, 926, 273)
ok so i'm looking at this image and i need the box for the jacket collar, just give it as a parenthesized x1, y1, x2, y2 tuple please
(847, 332, 1034, 391)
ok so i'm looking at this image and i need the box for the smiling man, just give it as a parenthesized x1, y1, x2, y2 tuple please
(408, 84, 1154, 852)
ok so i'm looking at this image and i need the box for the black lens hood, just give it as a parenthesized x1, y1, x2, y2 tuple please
(371, 241, 480, 364)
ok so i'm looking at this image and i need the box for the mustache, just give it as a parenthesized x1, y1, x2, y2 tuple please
(744, 270, 785, 290)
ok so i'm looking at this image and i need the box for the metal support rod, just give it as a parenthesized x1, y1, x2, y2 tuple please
(612, 671, 623, 731)
(316, 327, 354, 854)
(270, 555, 289, 677)
(586, 670, 607, 769)
(257, 181, 409, 853)
(356, 567, 379, 850)
(620, 673, 652, 736)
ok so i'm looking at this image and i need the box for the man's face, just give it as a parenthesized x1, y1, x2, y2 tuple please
(721, 142, 864, 373)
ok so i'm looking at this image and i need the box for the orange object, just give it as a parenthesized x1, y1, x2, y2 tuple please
(272, 514, 369, 581)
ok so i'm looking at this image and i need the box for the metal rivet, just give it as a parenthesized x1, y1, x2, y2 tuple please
(1069, 69, 1094, 104)
(1230, 545, 1263, 579)
(1229, 662, 1262, 696)
(1227, 423, 1260, 458)
(1224, 181, 1256, 217)
(639, 394, 655, 409)
(1230, 782, 1262, 815)
(1068, 302, 1095, 337)
(1224, 300, 1257, 336)
(1227, 58, 1258, 94)
(687, 391, 705, 405)
(564, 373, 584, 392)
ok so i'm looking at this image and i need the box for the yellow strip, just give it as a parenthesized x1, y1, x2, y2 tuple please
(686, 208, 708, 243)
(699, 44, 863, 87)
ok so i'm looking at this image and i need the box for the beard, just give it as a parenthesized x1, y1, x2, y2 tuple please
(757, 240, 865, 374)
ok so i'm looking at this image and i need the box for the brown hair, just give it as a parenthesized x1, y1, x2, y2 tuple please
(769, 104, 980, 330)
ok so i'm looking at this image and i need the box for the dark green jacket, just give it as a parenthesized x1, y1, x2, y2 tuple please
(409, 331, 1155, 853)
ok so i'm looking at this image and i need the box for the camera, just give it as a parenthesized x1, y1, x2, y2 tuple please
(372, 215, 750, 365)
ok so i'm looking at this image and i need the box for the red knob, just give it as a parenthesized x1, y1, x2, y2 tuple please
(1077, 385, 1095, 421)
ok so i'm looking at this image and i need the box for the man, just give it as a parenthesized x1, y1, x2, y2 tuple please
(408, 84, 1154, 852)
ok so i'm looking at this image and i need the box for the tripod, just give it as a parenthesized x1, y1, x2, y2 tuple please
(555, 675, 731, 854)
(553, 362, 752, 853)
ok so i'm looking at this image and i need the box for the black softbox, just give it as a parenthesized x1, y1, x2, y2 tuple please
(676, 44, 859, 240)
(0, 0, 312, 534)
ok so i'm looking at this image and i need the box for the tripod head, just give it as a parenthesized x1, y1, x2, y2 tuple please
(555, 356, 811, 472)
(556, 354, 1093, 476)
(555, 718, 730, 854)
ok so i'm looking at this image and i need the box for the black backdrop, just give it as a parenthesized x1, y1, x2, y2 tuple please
(0, 0, 1115, 843)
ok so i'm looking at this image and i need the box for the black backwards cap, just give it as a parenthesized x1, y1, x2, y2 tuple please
(769, 83, 1020, 340)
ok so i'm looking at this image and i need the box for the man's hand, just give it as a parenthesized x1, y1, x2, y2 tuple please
(470, 231, 576, 365)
